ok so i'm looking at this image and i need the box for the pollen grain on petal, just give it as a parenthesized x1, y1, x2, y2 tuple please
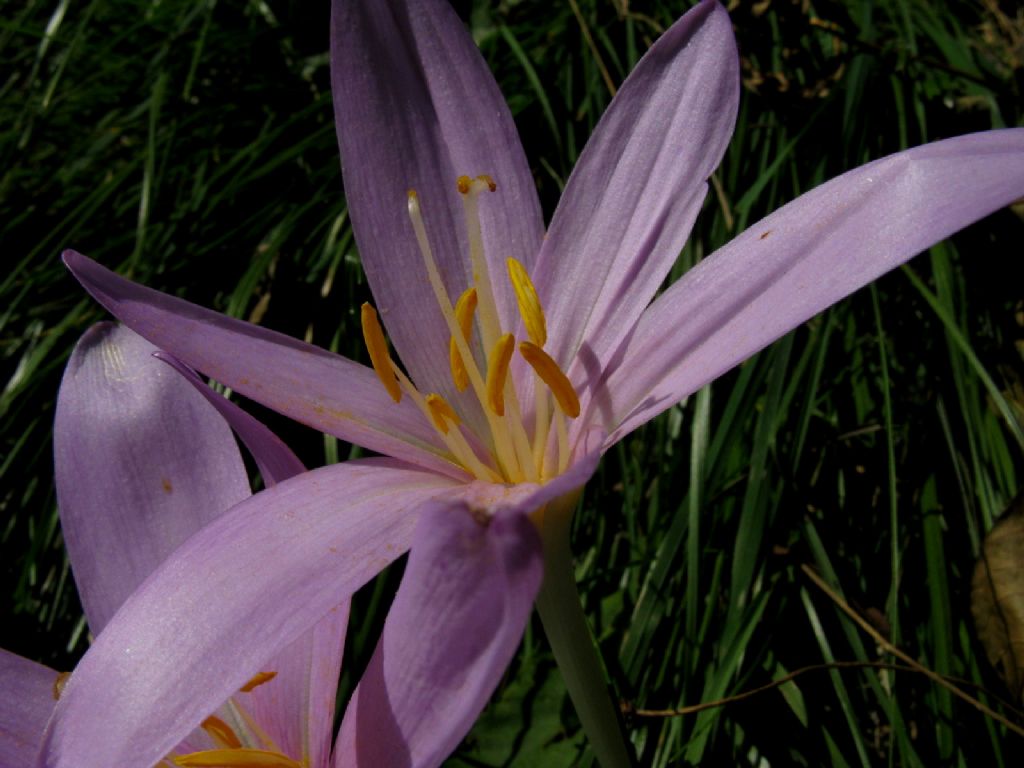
(519, 341, 580, 418)
(426, 393, 461, 434)
(360, 303, 402, 403)
(52, 671, 71, 700)
(239, 670, 277, 693)
(486, 333, 515, 417)
(449, 287, 478, 391)
(507, 258, 547, 346)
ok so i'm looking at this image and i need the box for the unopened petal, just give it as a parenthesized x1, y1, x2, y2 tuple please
(54, 323, 250, 633)
(155, 353, 305, 487)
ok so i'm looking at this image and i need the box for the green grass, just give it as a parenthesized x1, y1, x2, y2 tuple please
(3, 0, 1024, 764)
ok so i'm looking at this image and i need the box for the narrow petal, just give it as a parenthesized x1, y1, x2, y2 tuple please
(331, 0, 544, 396)
(533, 0, 738, 383)
(0, 650, 59, 766)
(599, 129, 1024, 440)
(39, 460, 456, 768)
(334, 500, 542, 768)
(64, 252, 461, 479)
(54, 323, 250, 633)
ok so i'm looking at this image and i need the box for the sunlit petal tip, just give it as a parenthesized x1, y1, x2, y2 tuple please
(55, 322, 250, 634)
(532, 0, 739, 379)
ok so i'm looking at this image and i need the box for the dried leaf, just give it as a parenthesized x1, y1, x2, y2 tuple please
(972, 495, 1024, 700)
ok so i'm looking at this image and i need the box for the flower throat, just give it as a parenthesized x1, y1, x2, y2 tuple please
(362, 175, 579, 485)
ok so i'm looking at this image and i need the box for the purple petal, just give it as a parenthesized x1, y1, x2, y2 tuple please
(39, 460, 456, 768)
(599, 129, 1024, 440)
(331, 434, 601, 767)
(334, 500, 542, 768)
(0, 650, 58, 766)
(64, 251, 461, 479)
(154, 354, 349, 765)
(533, 0, 738, 386)
(54, 322, 250, 633)
(331, 0, 544, 397)
(239, 605, 349, 768)
(456, 427, 605, 517)
(155, 352, 306, 486)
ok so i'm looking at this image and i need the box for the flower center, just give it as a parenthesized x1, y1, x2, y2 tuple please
(362, 175, 580, 484)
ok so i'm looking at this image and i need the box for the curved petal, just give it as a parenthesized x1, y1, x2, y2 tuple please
(331, 0, 544, 397)
(533, 0, 738, 383)
(0, 650, 58, 766)
(54, 322, 250, 633)
(156, 353, 348, 767)
(227, 605, 349, 768)
(156, 352, 306, 486)
(64, 251, 461, 479)
(334, 500, 542, 768)
(332, 437, 599, 767)
(598, 128, 1024, 440)
(39, 460, 458, 768)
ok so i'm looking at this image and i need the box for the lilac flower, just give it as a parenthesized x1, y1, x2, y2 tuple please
(1, 323, 349, 766)
(43, 0, 1024, 765)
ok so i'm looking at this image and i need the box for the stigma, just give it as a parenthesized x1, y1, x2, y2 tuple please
(362, 175, 580, 484)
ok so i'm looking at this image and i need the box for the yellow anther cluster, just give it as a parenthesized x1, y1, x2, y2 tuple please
(361, 175, 581, 484)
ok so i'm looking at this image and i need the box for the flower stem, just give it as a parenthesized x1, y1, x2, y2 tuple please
(534, 491, 634, 767)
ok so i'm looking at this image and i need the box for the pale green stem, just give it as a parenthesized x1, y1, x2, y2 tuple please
(534, 491, 634, 767)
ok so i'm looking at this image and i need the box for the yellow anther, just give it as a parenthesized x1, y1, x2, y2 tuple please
(174, 748, 303, 767)
(485, 333, 515, 417)
(360, 303, 401, 403)
(477, 174, 497, 192)
(239, 671, 277, 693)
(201, 715, 243, 750)
(519, 341, 580, 418)
(456, 175, 472, 194)
(425, 393, 461, 434)
(449, 287, 477, 391)
(507, 258, 547, 346)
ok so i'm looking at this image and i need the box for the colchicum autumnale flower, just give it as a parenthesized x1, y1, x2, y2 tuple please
(1, 323, 349, 767)
(42, 0, 1024, 765)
